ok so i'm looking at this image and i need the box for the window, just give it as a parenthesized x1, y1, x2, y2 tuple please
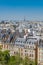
(21, 48, 23, 51)
(32, 42, 33, 44)
(14, 52, 15, 54)
(25, 50, 27, 52)
(7, 45, 8, 48)
(27, 53, 28, 56)
(28, 46, 29, 48)
(21, 53, 23, 56)
(30, 46, 32, 48)
(30, 54, 33, 57)
(29, 41, 31, 44)
(21, 41, 22, 43)
(25, 53, 28, 56)
(30, 54, 31, 57)
(32, 54, 33, 57)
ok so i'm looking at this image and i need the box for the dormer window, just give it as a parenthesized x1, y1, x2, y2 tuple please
(21, 41, 22, 43)
(29, 41, 31, 44)
(32, 42, 33, 44)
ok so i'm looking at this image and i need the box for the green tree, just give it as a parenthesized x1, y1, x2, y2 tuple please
(3, 50, 10, 65)
(9, 56, 16, 65)
(23, 56, 35, 65)
(23, 56, 29, 65)
(0, 50, 35, 65)
(0, 51, 3, 61)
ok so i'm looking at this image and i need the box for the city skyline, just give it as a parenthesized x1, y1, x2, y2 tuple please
(0, 0, 43, 21)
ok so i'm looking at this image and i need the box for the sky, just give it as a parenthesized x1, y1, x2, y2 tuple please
(0, 0, 43, 21)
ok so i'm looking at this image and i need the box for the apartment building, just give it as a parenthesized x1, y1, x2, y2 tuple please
(0, 42, 19, 56)
(38, 39, 43, 65)
(0, 37, 37, 61)
(15, 37, 38, 63)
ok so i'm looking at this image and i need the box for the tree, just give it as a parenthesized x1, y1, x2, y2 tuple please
(0, 51, 3, 61)
(0, 50, 35, 65)
(9, 56, 16, 65)
(23, 56, 29, 65)
(23, 56, 35, 65)
(3, 50, 10, 65)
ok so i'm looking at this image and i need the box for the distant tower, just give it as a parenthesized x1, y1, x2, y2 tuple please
(24, 16, 26, 21)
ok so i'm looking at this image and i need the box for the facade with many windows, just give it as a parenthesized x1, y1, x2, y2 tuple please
(1, 38, 43, 65)
(38, 39, 43, 65)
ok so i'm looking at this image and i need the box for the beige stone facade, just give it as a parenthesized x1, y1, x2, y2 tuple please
(0, 43, 36, 62)
(1, 42, 43, 65)
(38, 47, 43, 65)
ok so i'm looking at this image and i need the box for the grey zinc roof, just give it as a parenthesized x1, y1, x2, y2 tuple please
(15, 37, 37, 46)
(26, 38, 37, 45)
(15, 37, 26, 45)
(15, 37, 26, 42)
(38, 39, 43, 48)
